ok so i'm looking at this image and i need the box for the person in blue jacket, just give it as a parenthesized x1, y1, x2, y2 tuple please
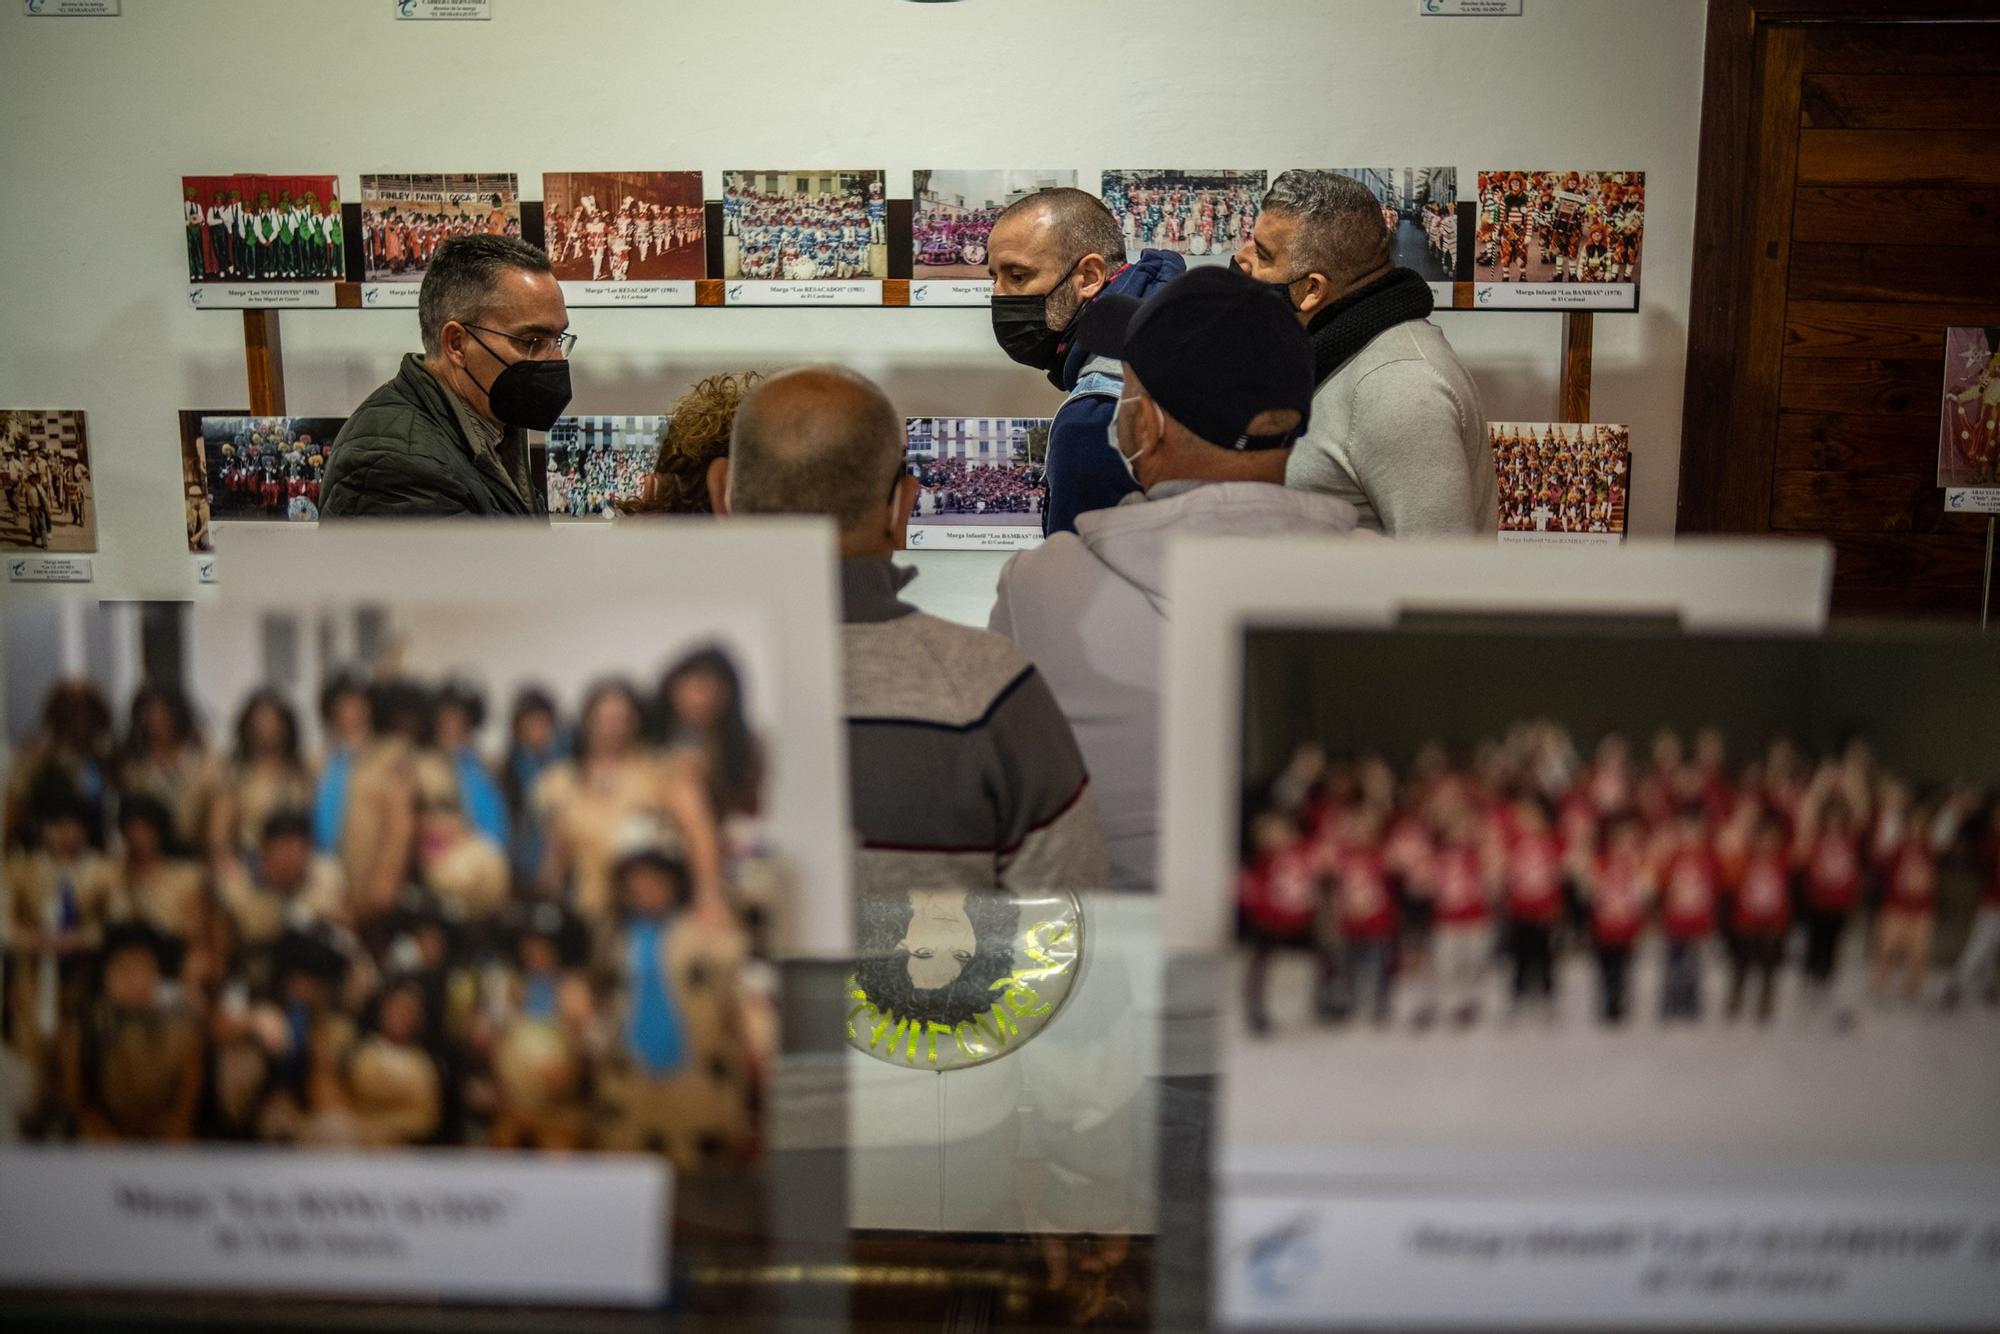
(986, 188, 1186, 536)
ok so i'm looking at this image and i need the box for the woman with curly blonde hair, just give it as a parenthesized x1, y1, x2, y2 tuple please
(619, 371, 762, 515)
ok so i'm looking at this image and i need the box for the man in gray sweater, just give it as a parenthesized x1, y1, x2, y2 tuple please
(1234, 170, 1496, 536)
(711, 366, 1109, 897)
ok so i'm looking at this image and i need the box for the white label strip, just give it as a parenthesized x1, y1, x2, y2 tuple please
(559, 279, 698, 307)
(905, 525, 1044, 552)
(723, 280, 882, 307)
(1498, 530, 1625, 546)
(7, 555, 94, 582)
(359, 283, 420, 309)
(394, 0, 490, 18)
(1220, 1187, 2000, 1329)
(24, 0, 121, 14)
(1420, 0, 1522, 14)
(0, 1146, 669, 1307)
(1943, 487, 2000, 515)
(1475, 281, 1637, 311)
(188, 284, 338, 310)
(909, 279, 995, 307)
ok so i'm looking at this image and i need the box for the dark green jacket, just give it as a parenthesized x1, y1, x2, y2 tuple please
(321, 355, 543, 518)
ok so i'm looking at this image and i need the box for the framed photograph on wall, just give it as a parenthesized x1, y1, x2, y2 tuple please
(1473, 170, 1644, 311)
(1492, 422, 1630, 544)
(181, 173, 341, 308)
(1322, 167, 1465, 303)
(542, 171, 705, 307)
(1101, 169, 1267, 268)
(910, 169, 1077, 306)
(721, 169, 887, 306)
(902, 416, 1050, 552)
(1, 409, 94, 554)
(357, 172, 521, 308)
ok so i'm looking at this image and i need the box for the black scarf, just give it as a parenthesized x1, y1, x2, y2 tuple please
(1304, 267, 1436, 386)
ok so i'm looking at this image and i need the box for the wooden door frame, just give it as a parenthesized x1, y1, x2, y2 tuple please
(1676, 0, 2000, 534)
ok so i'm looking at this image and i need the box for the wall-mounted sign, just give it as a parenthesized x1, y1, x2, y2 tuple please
(395, 0, 490, 19)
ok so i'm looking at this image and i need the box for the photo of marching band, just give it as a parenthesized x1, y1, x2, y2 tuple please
(1327, 168, 1462, 286)
(0, 410, 94, 554)
(545, 416, 669, 519)
(722, 170, 888, 282)
(182, 174, 342, 284)
(542, 172, 706, 286)
(1100, 170, 1266, 267)
(1475, 170, 1645, 291)
(199, 416, 344, 523)
(359, 173, 521, 285)
(903, 417, 1049, 551)
(912, 170, 1075, 280)
(1491, 421, 1630, 541)
(1228, 624, 2000, 1162)
(1, 598, 784, 1175)
(1939, 326, 2000, 492)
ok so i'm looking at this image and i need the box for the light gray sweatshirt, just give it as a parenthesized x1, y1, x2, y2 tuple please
(1285, 318, 1497, 537)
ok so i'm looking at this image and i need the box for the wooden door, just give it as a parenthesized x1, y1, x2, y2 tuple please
(1678, 5, 2000, 616)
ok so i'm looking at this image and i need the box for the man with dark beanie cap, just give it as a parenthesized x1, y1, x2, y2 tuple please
(988, 266, 1362, 892)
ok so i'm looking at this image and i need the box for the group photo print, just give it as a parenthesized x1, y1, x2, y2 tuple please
(1492, 422, 1631, 541)
(1100, 169, 1266, 267)
(721, 169, 887, 282)
(0, 410, 93, 555)
(545, 416, 667, 519)
(359, 173, 522, 286)
(199, 416, 344, 523)
(182, 173, 341, 285)
(902, 417, 1049, 552)
(1227, 623, 2000, 1167)
(542, 171, 706, 286)
(1, 596, 787, 1180)
(912, 170, 1076, 280)
(1475, 169, 1645, 289)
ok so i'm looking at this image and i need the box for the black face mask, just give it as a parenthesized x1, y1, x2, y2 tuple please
(990, 254, 1087, 375)
(1230, 256, 1306, 311)
(464, 330, 573, 432)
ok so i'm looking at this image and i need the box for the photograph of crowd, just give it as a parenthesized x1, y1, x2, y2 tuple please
(2, 599, 782, 1176)
(0, 410, 93, 553)
(359, 173, 521, 285)
(904, 417, 1049, 547)
(542, 172, 705, 285)
(1327, 168, 1460, 285)
(1940, 326, 2000, 491)
(1475, 170, 1645, 287)
(722, 170, 887, 281)
(182, 174, 341, 284)
(546, 416, 668, 519)
(1491, 421, 1630, 539)
(199, 416, 345, 523)
(1235, 627, 1999, 1043)
(912, 171, 1074, 280)
(1100, 170, 1266, 267)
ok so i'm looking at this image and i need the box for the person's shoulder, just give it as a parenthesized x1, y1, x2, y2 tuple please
(845, 611, 1042, 726)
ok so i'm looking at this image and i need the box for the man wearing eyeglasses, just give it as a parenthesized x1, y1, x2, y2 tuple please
(321, 234, 572, 518)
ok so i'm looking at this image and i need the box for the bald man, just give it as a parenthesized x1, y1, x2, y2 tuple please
(712, 367, 1108, 897)
(987, 188, 1185, 537)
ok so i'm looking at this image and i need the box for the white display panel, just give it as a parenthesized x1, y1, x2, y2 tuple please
(1159, 538, 1833, 954)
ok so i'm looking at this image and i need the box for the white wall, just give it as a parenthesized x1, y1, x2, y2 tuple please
(0, 0, 1708, 623)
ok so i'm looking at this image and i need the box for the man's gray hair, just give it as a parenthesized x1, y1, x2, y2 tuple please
(728, 366, 905, 532)
(417, 233, 553, 355)
(995, 187, 1127, 274)
(1260, 170, 1391, 285)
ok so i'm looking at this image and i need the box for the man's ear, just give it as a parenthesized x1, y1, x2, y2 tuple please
(1295, 273, 1335, 317)
(889, 472, 919, 550)
(708, 457, 732, 516)
(1075, 252, 1110, 300)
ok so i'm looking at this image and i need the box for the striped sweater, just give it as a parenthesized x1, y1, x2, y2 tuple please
(840, 557, 1108, 894)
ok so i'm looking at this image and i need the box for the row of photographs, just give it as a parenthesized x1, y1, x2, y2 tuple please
(3, 535, 1996, 1329)
(13, 323, 2000, 562)
(179, 168, 1649, 304)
